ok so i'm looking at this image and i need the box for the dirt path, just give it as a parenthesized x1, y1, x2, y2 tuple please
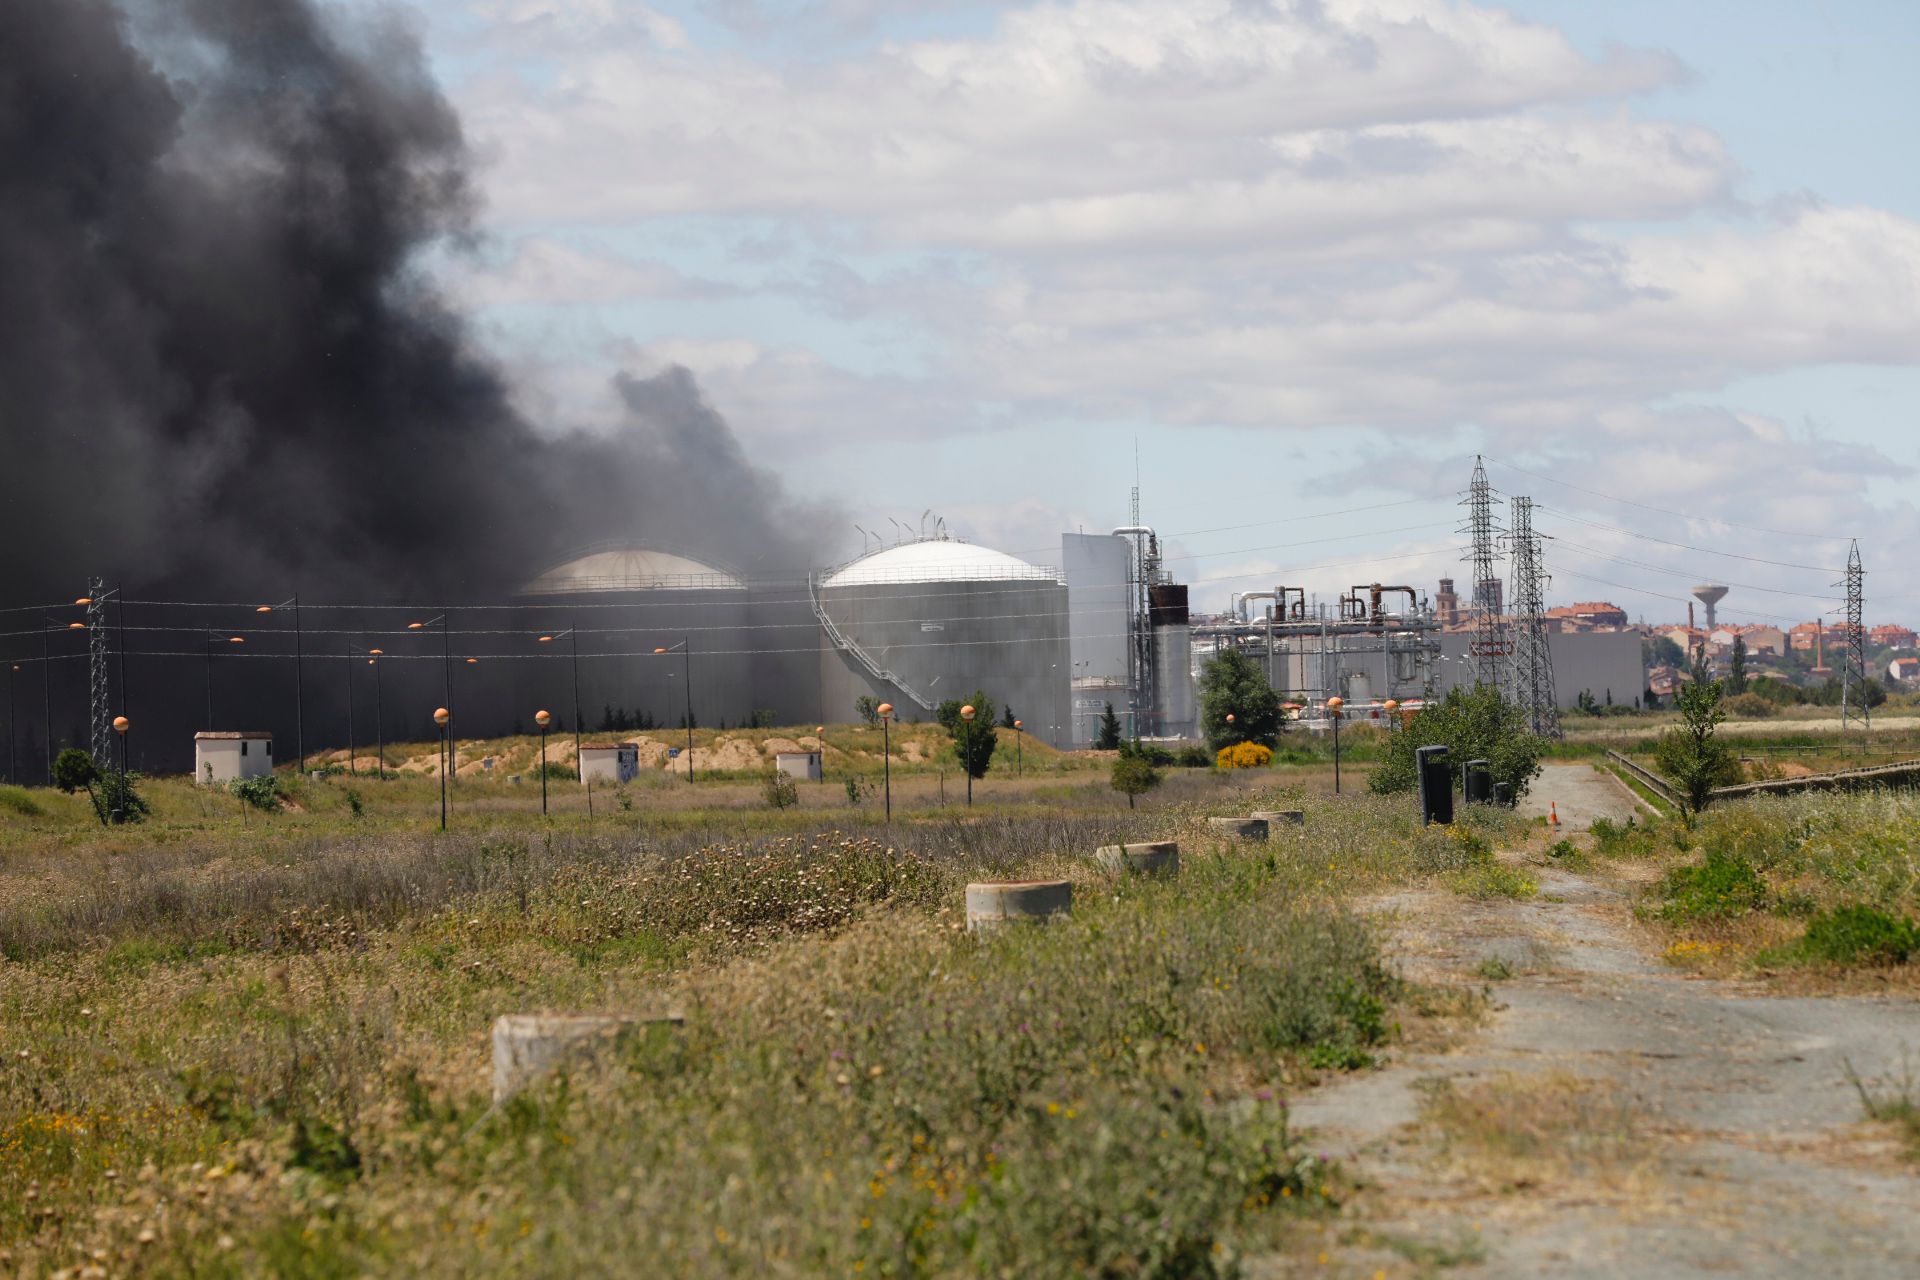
(1276, 828, 1920, 1277)
(1515, 762, 1648, 828)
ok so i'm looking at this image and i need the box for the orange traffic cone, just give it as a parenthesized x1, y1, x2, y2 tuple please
(1549, 801, 1561, 827)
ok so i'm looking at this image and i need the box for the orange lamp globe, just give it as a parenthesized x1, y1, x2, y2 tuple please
(877, 702, 893, 719)
(535, 710, 552, 728)
(960, 704, 975, 721)
(433, 707, 450, 727)
(68, 622, 85, 630)
(538, 635, 554, 643)
(1382, 699, 1399, 712)
(1225, 713, 1236, 724)
(112, 716, 129, 734)
(1014, 719, 1023, 729)
(229, 636, 243, 644)
(255, 605, 272, 613)
(466, 657, 478, 665)
(368, 648, 383, 656)
(1326, 697, 1344, 717)
(653, 647, 669, 654)
(408, 622, 425, 630)
(815, 726, 825, 735)
(75, 597, 92, 606)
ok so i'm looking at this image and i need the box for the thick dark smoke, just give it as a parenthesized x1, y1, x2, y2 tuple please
(0, 0, 823, 606)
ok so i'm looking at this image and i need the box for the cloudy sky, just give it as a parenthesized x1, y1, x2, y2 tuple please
(405, 0, 1918, 626)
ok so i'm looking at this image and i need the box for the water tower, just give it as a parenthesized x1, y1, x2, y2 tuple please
(1691, 584, 1729, 632)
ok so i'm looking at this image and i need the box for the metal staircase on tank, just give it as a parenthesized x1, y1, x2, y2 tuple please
(808, 574, 937, 711)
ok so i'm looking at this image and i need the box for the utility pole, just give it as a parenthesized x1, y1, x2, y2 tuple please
(1459, 456, 1505, 692)
(1840, 540, 1868, 736)
(1506, 497, 1562, 738)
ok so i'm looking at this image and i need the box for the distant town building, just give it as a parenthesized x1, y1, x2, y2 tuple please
(1434, 578, 1461, 627)
(1736, 625, 1788, 657)
(1870, 624, 1917, 650)
(1889, 656, 1920, 684)
(1545, 601, 1629, 629)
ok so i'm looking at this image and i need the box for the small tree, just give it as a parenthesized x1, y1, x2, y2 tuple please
(1095, 702, 1122, 750)
(1654, 678, 1741, 823)
(1110, 740, 1161, 809)
(936, 690, 999, 780)
(52, 748, 106, 826)
(854, 696, 880, 725)
(1198, 647, 1282, 751)
(1576, 689, 1599, 715)
(1001, 704, 1017, 729)
(1727, 637, 1748, 695)
(1689, 647, 1714, 689)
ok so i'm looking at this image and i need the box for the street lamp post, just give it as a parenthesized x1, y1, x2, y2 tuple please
(1013, 719, 1024, 777)
(815, 725, 826, 783)
(410, 616, 454, 777)
(202, 630, 244, 729)
(535, 709, 552, 817)
(111, 715, 129, 823)
(537, 626, 583, 769)
(960, 703, 976, 807)
(368, 651, 386, 779)
(433, 706, 450, 831)
(654, 639, 693, 781)
(877, 702, 893, 823)
(343, 639, 355, 776)
(256, 596, 305, 771)
(1326, 696, 1345, 795)
(6, 662, 16, 786)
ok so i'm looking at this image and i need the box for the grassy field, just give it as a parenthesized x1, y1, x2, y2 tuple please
(0, 737, 1529, 1278)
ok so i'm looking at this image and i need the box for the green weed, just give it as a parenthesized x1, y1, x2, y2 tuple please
(1655, 848, 1769, 922)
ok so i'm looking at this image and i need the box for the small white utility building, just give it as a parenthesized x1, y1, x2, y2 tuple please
(577, 743, 639, 785)
(775, 751, 822, 782)
(194, 731, 274, 784)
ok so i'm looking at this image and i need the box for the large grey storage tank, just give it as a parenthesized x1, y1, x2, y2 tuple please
(816, 538, 1071, 746)
(517, 544, 756, 731)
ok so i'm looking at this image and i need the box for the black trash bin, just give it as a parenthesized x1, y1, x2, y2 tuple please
(1416, 744, 1453, 826)
(1464, 758, 1492, 804)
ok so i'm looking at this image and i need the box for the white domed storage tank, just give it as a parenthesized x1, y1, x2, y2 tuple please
(814, 537, 1071, 746)
(517, 544, 756, 733)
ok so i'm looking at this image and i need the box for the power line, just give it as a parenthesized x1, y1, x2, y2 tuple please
(1537, 506, 1844, 574)
(1484, 455, 1851, 543)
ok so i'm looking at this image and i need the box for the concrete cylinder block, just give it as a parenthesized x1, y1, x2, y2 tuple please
(489, 1013, 683, 1102)
(1251, 809, 1305, 826)
(966, 880, 1072, 932)
(1094, 841, 1180, 876)
(1207, 816, 1270, 841)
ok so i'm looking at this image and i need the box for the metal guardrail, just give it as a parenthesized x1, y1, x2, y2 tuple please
(807, 575, 936, 712)
(1606, 749, 1920, 806)
(1604, 751, 1679, 806)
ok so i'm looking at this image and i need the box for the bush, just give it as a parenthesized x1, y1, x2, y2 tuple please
(1656, 848, 1769, 922)
(1368, 684, 1544, 801)
(937, 690, 998, 780)
(230, 774, 282, 811)
(0, 785, 43, 817)
(1655, 680, 1741, 819)
(1216, 742, 1273, 769)
(1723, 692, 1776, 719)
(1449, 862, 1539, 900)
(761, 771, 800, 810)
(1590, 816, 1659, 858)
(1793, 905, 1919, 967)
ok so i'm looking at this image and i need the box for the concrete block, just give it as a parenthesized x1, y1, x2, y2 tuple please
(1251, 809, 1305, 826)
(490, 1013, 680, 1102)
(965, 880, 1071, 932)
(1093, 841, 1180, 876)
(1207, 816, 1269, 840)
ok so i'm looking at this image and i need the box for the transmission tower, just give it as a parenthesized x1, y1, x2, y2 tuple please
(1840, 540, 1868, 734)
(1505, 498, 1562, 738)
(1458, 455, 1505, 691)
(87, 577, 111, 768)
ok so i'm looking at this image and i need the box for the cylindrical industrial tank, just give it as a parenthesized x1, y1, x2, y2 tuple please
(1149, 585, 1194, 737)
(816, 538, 1072, 746)
(516, 544, 755, 732)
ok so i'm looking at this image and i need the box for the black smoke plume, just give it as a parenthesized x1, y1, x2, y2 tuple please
(0, 0, 822, 607)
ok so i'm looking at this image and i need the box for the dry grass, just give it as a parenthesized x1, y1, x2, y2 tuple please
(1419, 1072, 1653, 1193)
